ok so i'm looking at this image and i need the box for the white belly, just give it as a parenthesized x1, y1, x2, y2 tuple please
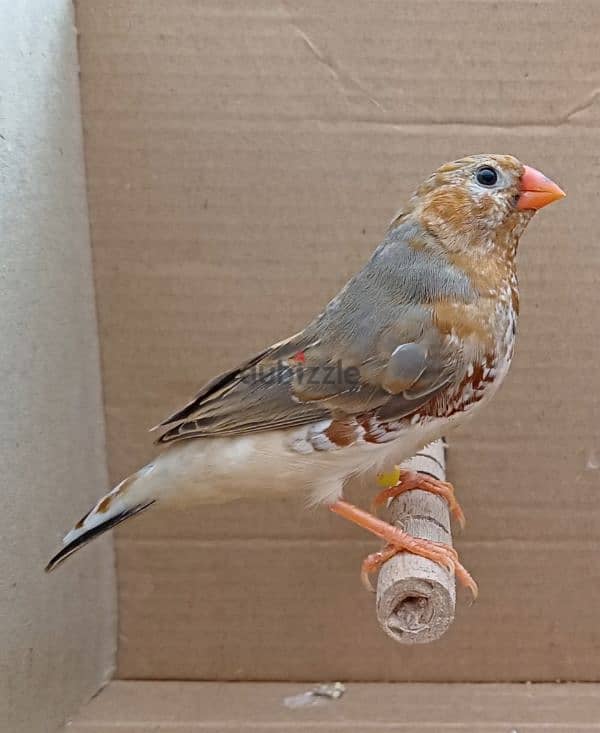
(142, 411, 460, 508)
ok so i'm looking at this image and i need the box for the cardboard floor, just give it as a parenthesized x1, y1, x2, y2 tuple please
(66, 681, 600, 732)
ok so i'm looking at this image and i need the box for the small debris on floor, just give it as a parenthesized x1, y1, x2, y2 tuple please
(283, 682, 346, 709)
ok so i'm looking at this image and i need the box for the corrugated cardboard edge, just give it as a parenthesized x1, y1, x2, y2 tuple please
(0, 2, 116, 731)
(67, 681, 600, 731)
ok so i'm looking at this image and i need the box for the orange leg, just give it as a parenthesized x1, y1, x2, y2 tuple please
(330, 499, 478, 599)
(372, 470, 466, 529)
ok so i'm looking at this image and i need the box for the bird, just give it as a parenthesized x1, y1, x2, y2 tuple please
(46, 154, 565, 596)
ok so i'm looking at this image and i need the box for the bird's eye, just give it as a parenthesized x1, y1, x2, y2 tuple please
(476, 166, 498, 187)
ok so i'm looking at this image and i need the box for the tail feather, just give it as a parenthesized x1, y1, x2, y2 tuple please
(45, 463, 158, 572)
(45, 501, 155, 572)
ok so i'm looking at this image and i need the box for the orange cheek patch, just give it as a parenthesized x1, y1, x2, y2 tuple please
(422, 188, 474, 234)
(473, 194, 496, 221)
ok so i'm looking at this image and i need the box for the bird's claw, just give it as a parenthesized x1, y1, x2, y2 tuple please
(361, 537, 478, 600)
(371, 470, 466, 530)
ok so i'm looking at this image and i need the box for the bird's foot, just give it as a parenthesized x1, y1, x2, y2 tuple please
(372, 469, 465, 529)
(361, 541, 477, 598)
(329, 499, 477, 599)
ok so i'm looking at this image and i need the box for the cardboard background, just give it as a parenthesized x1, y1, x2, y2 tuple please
(0, 2, 115, 731)
(75, 0, 600, 680)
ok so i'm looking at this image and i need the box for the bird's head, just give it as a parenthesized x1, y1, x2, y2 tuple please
(406, 153, 565, 261)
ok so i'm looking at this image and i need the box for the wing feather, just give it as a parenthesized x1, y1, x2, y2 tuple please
(155, 226, 475, 444)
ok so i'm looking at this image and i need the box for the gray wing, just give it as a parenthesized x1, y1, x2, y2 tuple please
(156, 314, 458, 445)
(156, 336, 452, 444)
(156, 222, 474, 444)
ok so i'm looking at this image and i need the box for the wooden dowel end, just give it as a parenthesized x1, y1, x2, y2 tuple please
(375, 440, 455, 644)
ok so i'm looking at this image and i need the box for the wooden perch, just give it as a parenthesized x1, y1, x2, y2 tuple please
(375, 439, 455, 644)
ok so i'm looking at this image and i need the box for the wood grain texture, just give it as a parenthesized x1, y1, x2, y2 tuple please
(376, 441, 456, 644)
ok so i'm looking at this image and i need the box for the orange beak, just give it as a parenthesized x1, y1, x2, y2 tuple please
(517, 165, 565, 210)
